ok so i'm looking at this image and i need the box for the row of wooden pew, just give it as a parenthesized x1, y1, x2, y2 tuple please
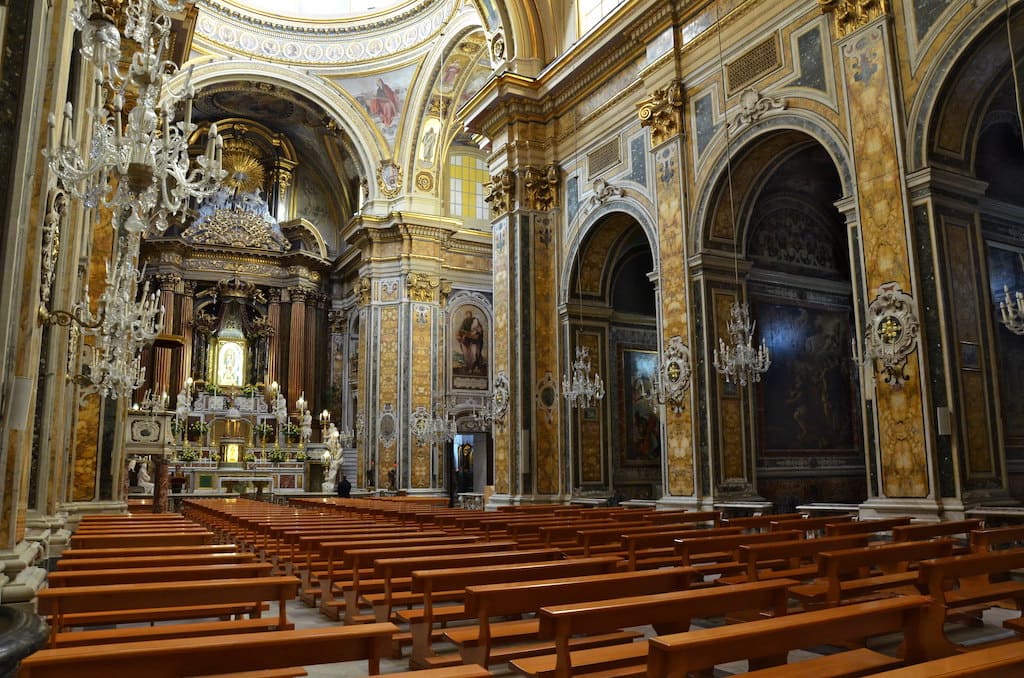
(21, 499, 1024, 676)
(183, 498, 1024, 676)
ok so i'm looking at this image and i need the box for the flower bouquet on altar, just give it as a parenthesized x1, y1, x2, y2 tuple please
(292, 450, 307, 462)
(267, 447, 286, 464)
(177, 447, 199, 463)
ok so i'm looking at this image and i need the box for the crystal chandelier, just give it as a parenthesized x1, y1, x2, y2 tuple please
(413, 401, 457, 446)
(1001, 284, 1024, 335)
(39, 0, 225, 400)
(713, 302, 771, 386)
(562, 346, 605, 409)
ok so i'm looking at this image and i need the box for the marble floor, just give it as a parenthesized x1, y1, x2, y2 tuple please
(278, 596, 1019, 677)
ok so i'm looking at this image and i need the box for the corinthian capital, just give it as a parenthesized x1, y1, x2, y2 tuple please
(523, 164, 560, 212)
(484, 169, 516, 217)
(819, 0, 889, 38)
(637, 79, 685, 147)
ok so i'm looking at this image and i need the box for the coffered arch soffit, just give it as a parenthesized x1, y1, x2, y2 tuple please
(561, 200, 659, 308)
(908, 0, 1024, 172)
(693, 114, 854, 255)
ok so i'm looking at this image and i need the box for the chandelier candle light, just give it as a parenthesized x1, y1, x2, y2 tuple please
(40, 0, 225, 400)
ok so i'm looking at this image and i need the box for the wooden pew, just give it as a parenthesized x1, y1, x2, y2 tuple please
(401, 556, 624, 667)
(825, 516, 913, 537)
(448, 566, 694, 667)
(915, 547, 1024, 657)
(37, 576, 299, 647)
(789, 539, 954, 608)
(46, 562, 273, 587)
(722, 513, 805, 532)
(892, 519, 982, 554)
(768, 514, 856, 537)
(675, 530, 802, 581)
(622, 526, 743, 570)
(19, 624, 400, 678)
(57, 552, 258, 571)
(645, 595, 930, 678)
(971, 524, 1024, 552)
(870, 640, 1024, 677)
(722, 533, 871, 585)
(510, 580, 795, 678)
(59, 544, 238, 559)
(68, 531, 215, 548)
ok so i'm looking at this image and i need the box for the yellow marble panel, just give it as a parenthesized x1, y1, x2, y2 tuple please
(714, 291, 744, 481)
(357, 307, 369, 485)
(411, 305, 432, 488)
(963, 371, 992, 476)
(73, 393, 101, 501)
(492, 222, 510, 494)
(656, 144, 695, 496)
(535, 218, 560, 495)
(378, 307, 399, 474)
(843, 25, 928, 498)
(579, 220, 628, 296)
(578, 333, 603, 485)
(946, 223, 979, 343)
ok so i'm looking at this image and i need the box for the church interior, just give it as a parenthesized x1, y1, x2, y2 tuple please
(2, 0, 1024, 674)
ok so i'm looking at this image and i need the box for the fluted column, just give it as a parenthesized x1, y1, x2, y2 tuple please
(180, 281, 196, 385)
(305, 293, 320, 413)
(287, 287, 308, 409)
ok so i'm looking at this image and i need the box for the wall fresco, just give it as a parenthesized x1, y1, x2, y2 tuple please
(656, 144, 695, 496)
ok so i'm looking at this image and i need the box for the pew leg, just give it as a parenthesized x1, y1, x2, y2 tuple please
(408, 621, 434, 668)
(919, 603, 960, 659)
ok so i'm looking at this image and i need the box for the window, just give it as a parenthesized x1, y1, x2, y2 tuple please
(579, 0, 624, 35)
(448, 153, 489, 224)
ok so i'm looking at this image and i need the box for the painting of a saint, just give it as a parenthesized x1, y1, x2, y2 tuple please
(452, 306, 488, 390)
(621, 349, 660, 465)
(216, 341, 245, 387)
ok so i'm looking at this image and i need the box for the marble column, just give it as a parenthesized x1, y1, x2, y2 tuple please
(266, 288, 281, 385)
(152, 457, 169, 514)
(287, 287, 308, 408)
(180, 281, 196, 384)
(152, 273, 180, 396)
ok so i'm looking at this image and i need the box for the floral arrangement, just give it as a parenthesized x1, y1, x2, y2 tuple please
(281, 422, 300, 438)
(209, 451, 220, 463)
(177, 447, 199, 462)
(241, 384, 258, 396)
(170, 418, 184, 436)
(267, 447, 286, 463)
(253, 422, 274, 437)
(189, 420, 210, 434)
(244, 451, 257, 463)
(292, 450, 307, 462)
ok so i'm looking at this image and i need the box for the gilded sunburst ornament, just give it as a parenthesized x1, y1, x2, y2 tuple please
(221, 150, 266, 194)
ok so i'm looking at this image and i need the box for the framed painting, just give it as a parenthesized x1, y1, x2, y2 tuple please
(451, 305, 489, 390)
(620, 348, 660, 465)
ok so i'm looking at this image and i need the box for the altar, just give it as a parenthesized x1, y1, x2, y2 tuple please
(176, 461, 307, 494)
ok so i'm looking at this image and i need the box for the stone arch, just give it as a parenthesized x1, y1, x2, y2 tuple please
(172, 59, 384, 198)
(560, 199, 660, 306)
(692, 113, 855, 254)
(908, 0, 1024, 171)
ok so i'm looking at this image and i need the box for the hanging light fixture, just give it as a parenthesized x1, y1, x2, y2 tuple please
(563, 112, 606, 409)
(38, 0, 225, 400)
(710, 0, 770, 386)
(997, 2, 1024, 336)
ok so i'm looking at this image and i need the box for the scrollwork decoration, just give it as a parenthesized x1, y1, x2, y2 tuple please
(656, 335, 692, 414)
(492, 371, 510, 429)
(863, 282, 919, 388)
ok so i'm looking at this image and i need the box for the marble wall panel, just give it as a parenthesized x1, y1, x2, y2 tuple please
(842, 24, 928, 497)
(411, 303, 432, 488)
(534, 214, 559, 495)
(577, 332, 604, 487)
(714, 290, 745, 481)
(492, 219, 510, 494)
(378, 306, 399, 476)
(357, 307, 369, 485)
(73, 394, 100, 501)
(656, 144, 695, 496)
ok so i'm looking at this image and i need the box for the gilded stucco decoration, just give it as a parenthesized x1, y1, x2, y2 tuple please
(536, 371, 557, 425)
(183, 192, 290, 252)
(523, 165, 560, 211)
(492, 371, 510, 429)
(819, 0, 890, 38)
(657, 335, 691, 415)
(415, 170, 434, 192)
(378, 403, 397, 449)
(728, 88, 787, 133)
(636, 79, 685, 148)
(407, 273, 441, 302)
(484, 169, 515, 216)
(864, 282, 920, 388)
(584, 179, 624, 215)
(490, 30, 505, 63)
(377, 161, 402, 198)
(221, 140, 266, 194)
(357, 277, 372, 305)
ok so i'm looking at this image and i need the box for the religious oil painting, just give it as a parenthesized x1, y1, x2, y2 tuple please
(452, 305, 488, 390)
(756, 302, 858, 455)
(337, 64, 417, 147)
(621, 348, 660, 465)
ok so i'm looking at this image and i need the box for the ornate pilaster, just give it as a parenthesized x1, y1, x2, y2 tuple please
(636, 80, 685, 148)
(179, 281, 196, 389)
(830, 12, 932, 513)
(269, 155, 297, 219)
(266, 287, 281, 385)
(819, 0, 890, 39)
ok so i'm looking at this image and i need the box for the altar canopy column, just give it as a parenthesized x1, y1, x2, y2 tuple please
(637, 81, 699, 504)
(152, 273, 180, 395)
(287, 287, 308, 409)
(821, 2, 935, 516)
(267, 288, 281, 385)
(180, 281, 196, 386)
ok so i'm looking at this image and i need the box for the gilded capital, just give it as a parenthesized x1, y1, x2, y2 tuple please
(637, 79, 685, 147)
(484, 169, 515, 216)
(155, 272, 181, 291)
(406, 273, 441, 303)
(523, 164, 560, 212)
(819, 0, 889, 38)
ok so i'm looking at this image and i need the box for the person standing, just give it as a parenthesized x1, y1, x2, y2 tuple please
(336, 474, 351, 498)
